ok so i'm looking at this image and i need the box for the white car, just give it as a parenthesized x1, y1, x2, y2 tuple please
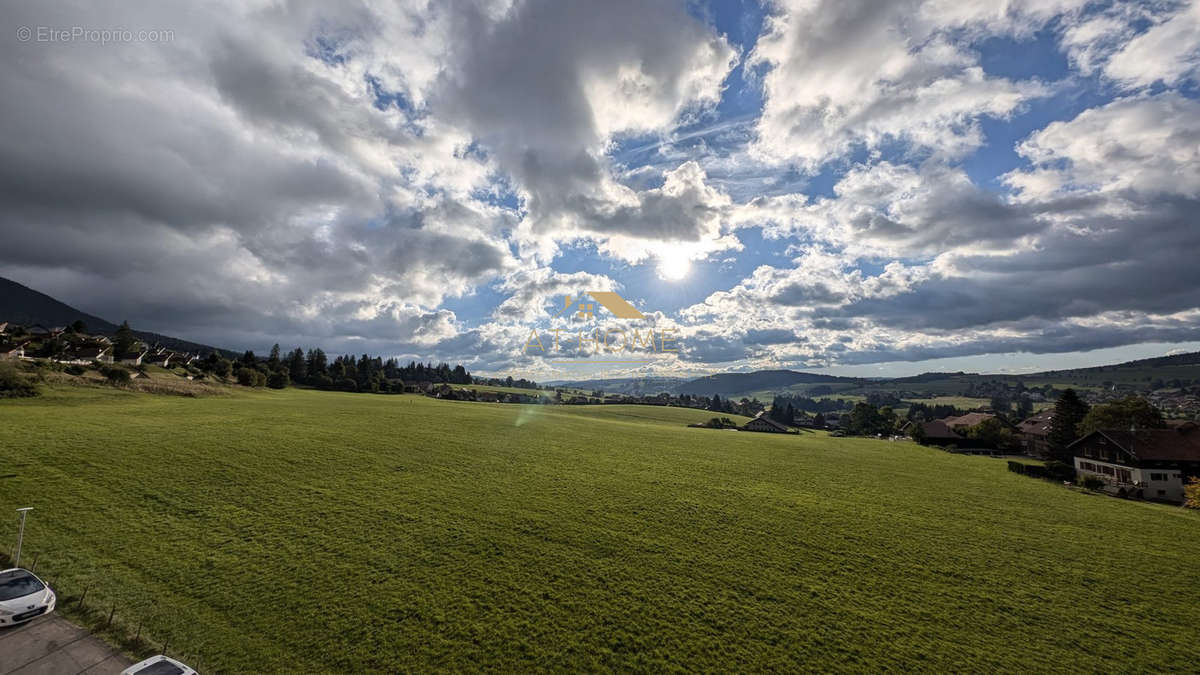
(0, 567, 56, 626)
(122, 655, 197, 675)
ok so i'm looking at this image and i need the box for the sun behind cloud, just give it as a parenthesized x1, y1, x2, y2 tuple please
(657, 252, 692, 281)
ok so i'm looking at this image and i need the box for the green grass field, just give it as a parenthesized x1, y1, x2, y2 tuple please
(899, 395, 996, 411)
(2, 387, 1198, 672)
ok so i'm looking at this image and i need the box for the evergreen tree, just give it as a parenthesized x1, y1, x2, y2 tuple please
(287, 348, 307, 381)
(113, 321, 136, 360)
(268, 344, 281, 369)
(1047, 389, 1089, 462)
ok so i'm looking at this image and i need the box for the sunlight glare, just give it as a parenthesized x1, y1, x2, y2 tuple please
(657, 253, 691, 281)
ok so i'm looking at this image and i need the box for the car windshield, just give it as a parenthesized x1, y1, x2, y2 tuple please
(0, 570, 45, 601)
(135, 661, 184, 675)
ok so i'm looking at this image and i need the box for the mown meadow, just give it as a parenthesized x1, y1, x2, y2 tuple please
(1, 387, 1198, 672)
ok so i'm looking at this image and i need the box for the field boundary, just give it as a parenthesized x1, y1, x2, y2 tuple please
(0, 550, 208, 672)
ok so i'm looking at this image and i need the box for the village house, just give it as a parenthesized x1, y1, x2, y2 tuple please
(59, 345, 112, 365)
(914, 419, 964, 446)
(119, 350, 149, 366)
(143, 350, 176, 367)
(741, 413, 791, 433)
(1069, 424, 1200, 502)
(1016, 410, 1055, 457)
(0, 343, 25, 360)
(942, 412, 999, 432)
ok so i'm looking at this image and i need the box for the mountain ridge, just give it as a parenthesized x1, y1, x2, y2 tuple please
(0, 276, 233, 356)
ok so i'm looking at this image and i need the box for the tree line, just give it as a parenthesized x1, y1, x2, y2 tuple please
(196, 344, 476, 393)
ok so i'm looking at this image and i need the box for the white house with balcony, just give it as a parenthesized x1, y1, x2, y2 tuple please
(1069, 424, 1200, 503)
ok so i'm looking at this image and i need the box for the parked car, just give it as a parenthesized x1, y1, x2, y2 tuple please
(122, 655, 197, 675)
(0, 567, 56, 626)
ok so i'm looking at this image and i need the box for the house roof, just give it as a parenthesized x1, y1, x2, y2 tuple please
(70, 345, 110, 358)
(942, 412, 997, 430)
(1017, 410, 1055, 436)
(1070, 427, 1200, 463)
(918, 420, 958, 439)
(745, 414, 790, 432)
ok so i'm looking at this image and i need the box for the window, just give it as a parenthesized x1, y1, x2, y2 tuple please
(0, 570, 44, 601)
(1117, 469, 1132, 483)
(1150, 473, 1167, 481)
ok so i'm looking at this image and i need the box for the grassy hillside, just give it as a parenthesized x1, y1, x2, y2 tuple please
(1, 388, 1198, 672)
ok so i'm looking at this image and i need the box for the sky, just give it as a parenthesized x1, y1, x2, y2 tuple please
(2, 0, 1199, 379)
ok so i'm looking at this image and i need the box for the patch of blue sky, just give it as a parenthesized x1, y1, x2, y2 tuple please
(307, 33, 349, 66)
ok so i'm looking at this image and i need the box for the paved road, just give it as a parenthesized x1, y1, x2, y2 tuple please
(0, 615, 130, 675)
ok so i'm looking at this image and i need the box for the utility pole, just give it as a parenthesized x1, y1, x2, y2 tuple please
(14, 507, 33, 567)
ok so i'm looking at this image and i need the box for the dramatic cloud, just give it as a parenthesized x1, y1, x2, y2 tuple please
(747, 0, 1074, 166)
(741, 162, 1043, 257)
(1, 0, 1198, 375)
(1063, 0, 1200, 89)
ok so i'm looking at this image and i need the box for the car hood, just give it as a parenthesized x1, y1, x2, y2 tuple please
(0, 589, 52, 612)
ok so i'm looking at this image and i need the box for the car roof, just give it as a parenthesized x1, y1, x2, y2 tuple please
(0, 568, 37, 577)
(126, 655, 192, 671)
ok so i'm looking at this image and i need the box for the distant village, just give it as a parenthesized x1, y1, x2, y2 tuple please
(0, 321, 198, 369)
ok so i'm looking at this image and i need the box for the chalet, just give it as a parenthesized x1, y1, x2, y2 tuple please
(60, 345, 112, 364)
(1069, 427, 1200, 502)
(143, 351, 174, 367)
(119, 350, 148, 366)
(1016, 410, 1055, 457)
(0, 344, 25, 360)
(942, 412, 998, 432)
(741, 413, 791, 433)
(914, 419, 962, 446)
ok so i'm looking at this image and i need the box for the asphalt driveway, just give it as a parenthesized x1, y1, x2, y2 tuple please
(0, 615, 130, 674)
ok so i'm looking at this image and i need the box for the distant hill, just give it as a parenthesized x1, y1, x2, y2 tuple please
(1037, 350, 1200, 374)
(560, 349, 1200, 400)
(0, 276, 233, 356)
(544, 376, 690, 395)
(676, 369, 859, 396)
